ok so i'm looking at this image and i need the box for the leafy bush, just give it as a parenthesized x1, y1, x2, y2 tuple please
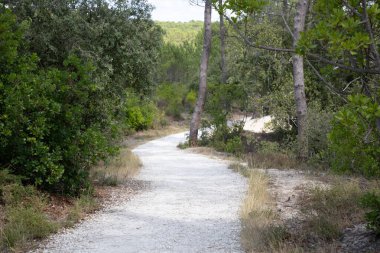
(225, 136, 244, 155)
(0, 12, 118, 194)
(361, 192, 380, 234)
(122, 92, 162, 132)
(328, 95, 380, 177)
(199, 122, 245, 155)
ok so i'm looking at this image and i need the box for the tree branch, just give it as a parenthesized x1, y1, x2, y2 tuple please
(223, 11, 380, 75)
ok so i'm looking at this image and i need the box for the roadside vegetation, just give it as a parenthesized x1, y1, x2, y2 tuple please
(1, 0, 379, 252)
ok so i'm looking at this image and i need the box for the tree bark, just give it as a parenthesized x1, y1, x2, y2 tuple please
(219, 0, 227, 84)
(189, 0, 212, 146)
(292, 0, 309, 160)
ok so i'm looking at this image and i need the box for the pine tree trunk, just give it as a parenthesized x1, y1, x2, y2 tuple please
(189, 0, 212, 146)
(219, 0, 227, 84)
(292, 0, 309, 160)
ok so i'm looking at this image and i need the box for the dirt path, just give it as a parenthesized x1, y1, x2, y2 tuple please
(34, 133, 247, 253)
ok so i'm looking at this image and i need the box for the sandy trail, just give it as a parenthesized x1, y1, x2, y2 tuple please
(34, 132, 247, 253)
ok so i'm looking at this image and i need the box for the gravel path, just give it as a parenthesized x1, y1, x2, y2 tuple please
(34, 132, 247, 253)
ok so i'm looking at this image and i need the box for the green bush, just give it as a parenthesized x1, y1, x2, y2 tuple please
(328, 95, 380, 177)
(0, 13, 118, 194)
(258, 141, 281, 154)
(122, 92, 162, 131)
(361, 192, 380, 234)
(225, 136, 244, 155)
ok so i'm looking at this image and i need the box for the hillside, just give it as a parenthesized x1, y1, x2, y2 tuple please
(157, 21, 203, 45)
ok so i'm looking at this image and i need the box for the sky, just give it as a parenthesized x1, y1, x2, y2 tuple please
(148, 0, 219, 22)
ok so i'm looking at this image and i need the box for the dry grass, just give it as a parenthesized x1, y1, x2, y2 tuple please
(238, 163, 373, 252)
(297, 179, 365, 242)
(91, 148, 142, 186)
(247, 152, 299, 170)
(241, 169, 289, 252)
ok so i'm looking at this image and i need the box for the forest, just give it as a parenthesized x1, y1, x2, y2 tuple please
(0, 0, 380, 252)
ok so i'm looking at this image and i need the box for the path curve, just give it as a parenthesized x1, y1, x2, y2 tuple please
(35, 133, 247, 253)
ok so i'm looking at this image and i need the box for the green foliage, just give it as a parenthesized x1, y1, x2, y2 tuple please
(225, 136, 244, 155)
(201, 123, 245, 155)
(155, 42, 200, 85)
(157, 21, 203, 45)
(361, 192, 380, 234)
(121, 92, 160, 132)
(299, 0, 377, 60)
(6, 0, 163, 95)
(215, 0, 268, 18)
(328, 95, 380, 177)
(156, 83, 188, 119)
(0, 4, 162, 195)
(307, 104, 334, 159)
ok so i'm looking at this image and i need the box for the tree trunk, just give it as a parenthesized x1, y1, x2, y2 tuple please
(292, 0, 309, 160)
(189, 0, 212, 146)
(282, 0, 288, 18)
(219, 0, 227, 84)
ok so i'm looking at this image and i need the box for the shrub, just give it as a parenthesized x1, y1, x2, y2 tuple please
(225, 136, 244, 155)
(328, 95, 380, 177)
(307, 105, 334, 158)
(361, 192, 380, 234)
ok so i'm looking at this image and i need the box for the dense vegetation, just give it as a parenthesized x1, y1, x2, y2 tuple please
(0, 0, 379, 251)
(0, 0, 163, 195)
(157, 21, 203, 45)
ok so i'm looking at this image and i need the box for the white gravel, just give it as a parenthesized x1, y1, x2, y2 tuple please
(34, 132, 247, 253)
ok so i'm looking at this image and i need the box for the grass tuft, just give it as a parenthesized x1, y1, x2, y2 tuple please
(3, 207, 57, 248)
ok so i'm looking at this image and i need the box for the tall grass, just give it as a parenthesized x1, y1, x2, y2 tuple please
(241, 169, 288, 252)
